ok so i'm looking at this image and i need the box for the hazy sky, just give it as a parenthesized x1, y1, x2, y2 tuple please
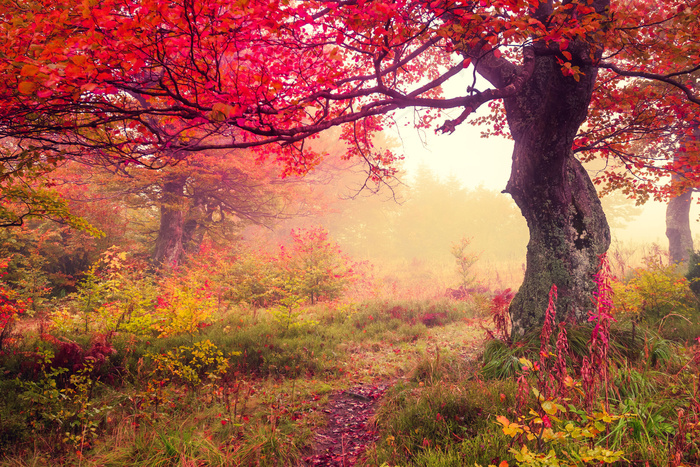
(389, 110, 698, 247)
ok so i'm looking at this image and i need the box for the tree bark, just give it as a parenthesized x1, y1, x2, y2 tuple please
(182, 195, 211, 255)
(665, 128, 698, 264)
(502, 42, 611, 335)
(152, 175, 187, 268)
(666, 187, 693, 264)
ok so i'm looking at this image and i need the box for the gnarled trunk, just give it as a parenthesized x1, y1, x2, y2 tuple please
(503, 47, 611, 335)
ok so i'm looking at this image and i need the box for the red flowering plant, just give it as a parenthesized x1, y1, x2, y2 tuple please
(496, 256, 627, 464)
(582, 253, 616, 409)
(484, 288, 515, 345)
(0, 256, 28, 351)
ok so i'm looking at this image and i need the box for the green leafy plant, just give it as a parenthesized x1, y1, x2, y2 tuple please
(147, 340, 234, 393)
(51, 248, 158, 335)
(451, 236, 480, 290)
(17, 350, 110, 454)
(612, 254, 697, 326)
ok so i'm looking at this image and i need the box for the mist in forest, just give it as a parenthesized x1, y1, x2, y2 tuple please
(256, 131, 699, 294)
(3, 125, 694, 300)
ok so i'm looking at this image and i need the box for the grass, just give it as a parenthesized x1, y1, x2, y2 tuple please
(1, 289, 699, 466)
(0, 297, 486, 466)
(363, 364, 518, 466)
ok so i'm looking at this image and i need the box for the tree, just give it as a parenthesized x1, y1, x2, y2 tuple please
(67, 150, 313, 267)
(121, 150, 305, 267)
(585, 79, 700, 264)
(1, 0, 699, 333)
(665, 129, 698, 264)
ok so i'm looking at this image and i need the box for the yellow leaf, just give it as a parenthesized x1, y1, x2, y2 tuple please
(496, 415, 510, 427)
(541, 400, 558, 415)
(518, 357, 533, 369)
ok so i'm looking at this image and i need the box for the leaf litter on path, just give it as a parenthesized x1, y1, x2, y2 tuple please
(301, 319, 485, 466)
(302, 382, 390, 466)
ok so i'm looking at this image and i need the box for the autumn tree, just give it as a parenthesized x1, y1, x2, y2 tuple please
(2, 0, 699, 333)
(584, 76, 700, 265)
(581, 39, 700, 264)
(125, 150, 305, 267)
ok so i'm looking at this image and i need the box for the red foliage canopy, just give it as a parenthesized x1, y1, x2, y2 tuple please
(0, 0, 698, 192)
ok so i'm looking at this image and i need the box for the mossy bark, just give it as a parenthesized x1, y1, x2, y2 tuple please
(503, 44, 611, 336)
(152, 175, 187, 268)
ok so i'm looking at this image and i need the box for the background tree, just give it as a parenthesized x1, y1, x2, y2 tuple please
(665, 128, 699, 264)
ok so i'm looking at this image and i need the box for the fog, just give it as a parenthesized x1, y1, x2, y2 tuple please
(396, 116, 699, 248)
(271, 120, 700, 294)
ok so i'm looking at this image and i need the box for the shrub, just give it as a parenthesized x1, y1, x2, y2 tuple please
(51, 248, 158, 335)
(0, 256, 27, 351)
(685, 249, 700, 298)
(51, 249, 217, 338)
(151, 276, 216, 338)
(281, 227, 354, 305)
(147, 340, 233, 390)
(450, 236, 480, 290)
(612, 256, 697, 325)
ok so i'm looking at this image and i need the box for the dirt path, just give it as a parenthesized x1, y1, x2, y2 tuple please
(302, 382, 391, 466)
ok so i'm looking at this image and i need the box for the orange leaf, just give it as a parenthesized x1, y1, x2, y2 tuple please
(18, 82, 36, 94)
(20, 64, 40, 77)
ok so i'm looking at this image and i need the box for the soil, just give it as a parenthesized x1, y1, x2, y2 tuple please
(302, 382, 391, 466)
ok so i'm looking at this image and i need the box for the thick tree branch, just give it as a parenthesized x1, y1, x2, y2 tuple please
(599, 62, 700, 105)
(437, 47, 536, 134)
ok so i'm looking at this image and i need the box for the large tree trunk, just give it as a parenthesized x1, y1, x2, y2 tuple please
(503, 44, 611, 335)
(152, 175, 187, 267)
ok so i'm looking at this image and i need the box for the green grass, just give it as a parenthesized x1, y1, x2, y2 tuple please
(2, 293, 700, 466)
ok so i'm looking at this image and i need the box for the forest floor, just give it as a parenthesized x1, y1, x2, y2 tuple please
(302, 382, 390, 466)
(0, 301, 490, 466)
(301, 319, 486, 466)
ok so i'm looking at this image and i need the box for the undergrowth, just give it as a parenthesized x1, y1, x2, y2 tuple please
(1, 253, 699, 466)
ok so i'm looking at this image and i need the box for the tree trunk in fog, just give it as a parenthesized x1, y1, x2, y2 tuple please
(666, 186, 693, 264)
(501, 39, 611, 335)
(182, 196, 210, 255)
(665, 126, 699, 264)
(153, 175, 187, 267)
